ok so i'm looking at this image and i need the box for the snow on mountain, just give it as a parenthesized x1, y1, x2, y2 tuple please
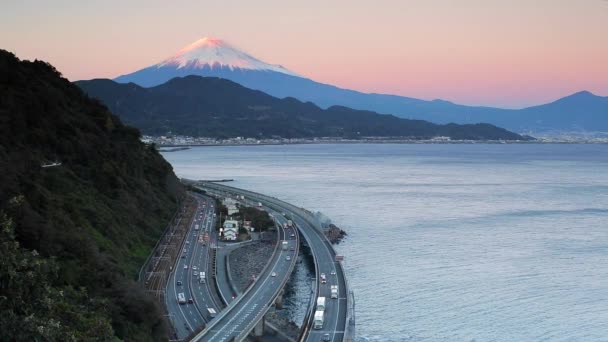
(155, 37, 297, 76)
(112, 37, 607, 133)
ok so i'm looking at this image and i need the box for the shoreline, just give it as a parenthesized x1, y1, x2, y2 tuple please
(155, 139, 608, 148)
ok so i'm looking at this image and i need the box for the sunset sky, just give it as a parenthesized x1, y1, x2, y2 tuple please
(1, 0, 607, 108)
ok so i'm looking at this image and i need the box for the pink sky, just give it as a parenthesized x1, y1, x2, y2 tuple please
(1, 0, 606, 108)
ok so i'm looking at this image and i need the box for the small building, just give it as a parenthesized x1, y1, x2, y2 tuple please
(222, 219, 239, 241)
(243, 220, 253, 232)
(227, 204, 239, 215)
(222, 198, 240, 215)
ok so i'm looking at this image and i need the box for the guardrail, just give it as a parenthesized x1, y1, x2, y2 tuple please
(235, 212, 300, 341)
(191, 187, 299, 341)
(204, 185, 320, 341)
(198, 182, 352, 341)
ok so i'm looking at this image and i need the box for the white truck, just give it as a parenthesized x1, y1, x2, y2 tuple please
(282, 240, 289, 251)
(207, 307, 217, 318)
(177, 292, 186, 305)
(331, 285, 338, 299)
(316, 296, 326, 311)
(199, 271, 206, 284)
(313, 310, 325, 329)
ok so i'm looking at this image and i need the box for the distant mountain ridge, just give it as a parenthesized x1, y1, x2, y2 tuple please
(113, 37, 608, 133)
(77, 76, 530, 141)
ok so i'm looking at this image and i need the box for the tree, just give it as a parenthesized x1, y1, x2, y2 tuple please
(0, 211, 115, 341)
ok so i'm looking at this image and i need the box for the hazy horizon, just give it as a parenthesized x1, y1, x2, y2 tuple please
(1, 0, 607, 108)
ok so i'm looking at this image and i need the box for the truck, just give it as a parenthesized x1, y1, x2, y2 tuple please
(320, 273, 327, 284)
(313, 310, 325, 329)
(287, 220, 293, 227)
(331, 285, 338, 299)
(207, 307, 217, 318)
(199, 271, 206, 284)
(282, 240, 289, 251)
(194, 224, 199, 231)
(316, 296, 326, 311)
(177, 292, 186, 305)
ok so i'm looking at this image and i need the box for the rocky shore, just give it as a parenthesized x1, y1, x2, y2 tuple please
(325, 223, 347, 244)
(228, 240, 275, 292)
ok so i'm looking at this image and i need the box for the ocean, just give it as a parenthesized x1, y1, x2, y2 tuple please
(162, 143, 608, 342)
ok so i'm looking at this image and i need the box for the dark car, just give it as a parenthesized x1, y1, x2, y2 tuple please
(323, 333, 330, 341)
(177, 280, 182, 286)
(188, 298, 193, 304)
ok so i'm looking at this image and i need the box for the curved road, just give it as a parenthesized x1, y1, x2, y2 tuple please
(191, 191, 299, 341)
(198, 183, 349, 342)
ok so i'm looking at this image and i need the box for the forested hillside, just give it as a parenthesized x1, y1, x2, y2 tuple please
(0, 50, 183, 341)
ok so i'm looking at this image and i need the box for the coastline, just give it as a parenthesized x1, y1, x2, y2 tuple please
(154, 139, 608, 148)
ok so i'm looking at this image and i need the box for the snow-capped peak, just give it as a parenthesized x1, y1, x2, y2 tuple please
(157, 37, 297, 76)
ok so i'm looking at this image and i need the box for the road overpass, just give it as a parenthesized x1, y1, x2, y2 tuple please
(190, 187, 300, 341)
(194, 182, 354, 342)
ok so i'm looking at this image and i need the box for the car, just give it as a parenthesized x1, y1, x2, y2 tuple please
(290, 233, 295, 238)
(192, 266, 197, 270)
(181, 254, 186, 259)
(176, 280, 182, 286)
(290, 246, 295, 251)
(286, 256, 291, 261)
(193, 271, 198, 276)
(186, 241, 190, 244)
(188, 298, 194, 304)
(330, 270, 336, 276)
(271, 272, 277, 277)
(322, 333, 330, 341)
(184, 265, 188, 269)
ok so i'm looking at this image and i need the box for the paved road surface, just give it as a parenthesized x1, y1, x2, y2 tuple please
(199, 183, 348, 342)
(166, 194, 221, 340)
(192, 193, 299, 341)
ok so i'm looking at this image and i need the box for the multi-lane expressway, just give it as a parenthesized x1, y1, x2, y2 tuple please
(166, 193, 221, 339)
(191, 198, 299, 341)
(197, 183, 350, 342)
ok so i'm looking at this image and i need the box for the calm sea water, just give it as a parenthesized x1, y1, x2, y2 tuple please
(162, 144, 608, 342)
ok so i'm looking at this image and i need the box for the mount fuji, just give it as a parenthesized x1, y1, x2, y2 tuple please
(114, 37, 608, 133)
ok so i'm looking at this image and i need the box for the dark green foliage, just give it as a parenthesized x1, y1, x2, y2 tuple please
(0, 50, 184, 341)
(76, 76, 530, 141)
(233, 207, 274, 232)
(0, 209, 115, 341)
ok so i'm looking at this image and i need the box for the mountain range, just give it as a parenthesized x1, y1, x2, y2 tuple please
(113, 37, 608, 133)
(76, 76, 529, 141)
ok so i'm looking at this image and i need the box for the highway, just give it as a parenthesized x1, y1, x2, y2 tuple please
(166, 193, 221, 340)
(197, 182, 349, 342)
(191, 191, 299, 341)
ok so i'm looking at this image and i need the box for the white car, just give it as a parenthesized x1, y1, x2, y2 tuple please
(286, 256, 291, 261)
(184, 265, 188, 269)
(271, 272, 277, 277)
(192, 266, 197, 270)
(193, 271, 198, 276)
(330, 270, 336, 276)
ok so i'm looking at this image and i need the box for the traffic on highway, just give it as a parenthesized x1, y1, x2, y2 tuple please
(166, 194, 221, 340)
(197, 183, 350, 342)
(192, 191, 299, 341)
